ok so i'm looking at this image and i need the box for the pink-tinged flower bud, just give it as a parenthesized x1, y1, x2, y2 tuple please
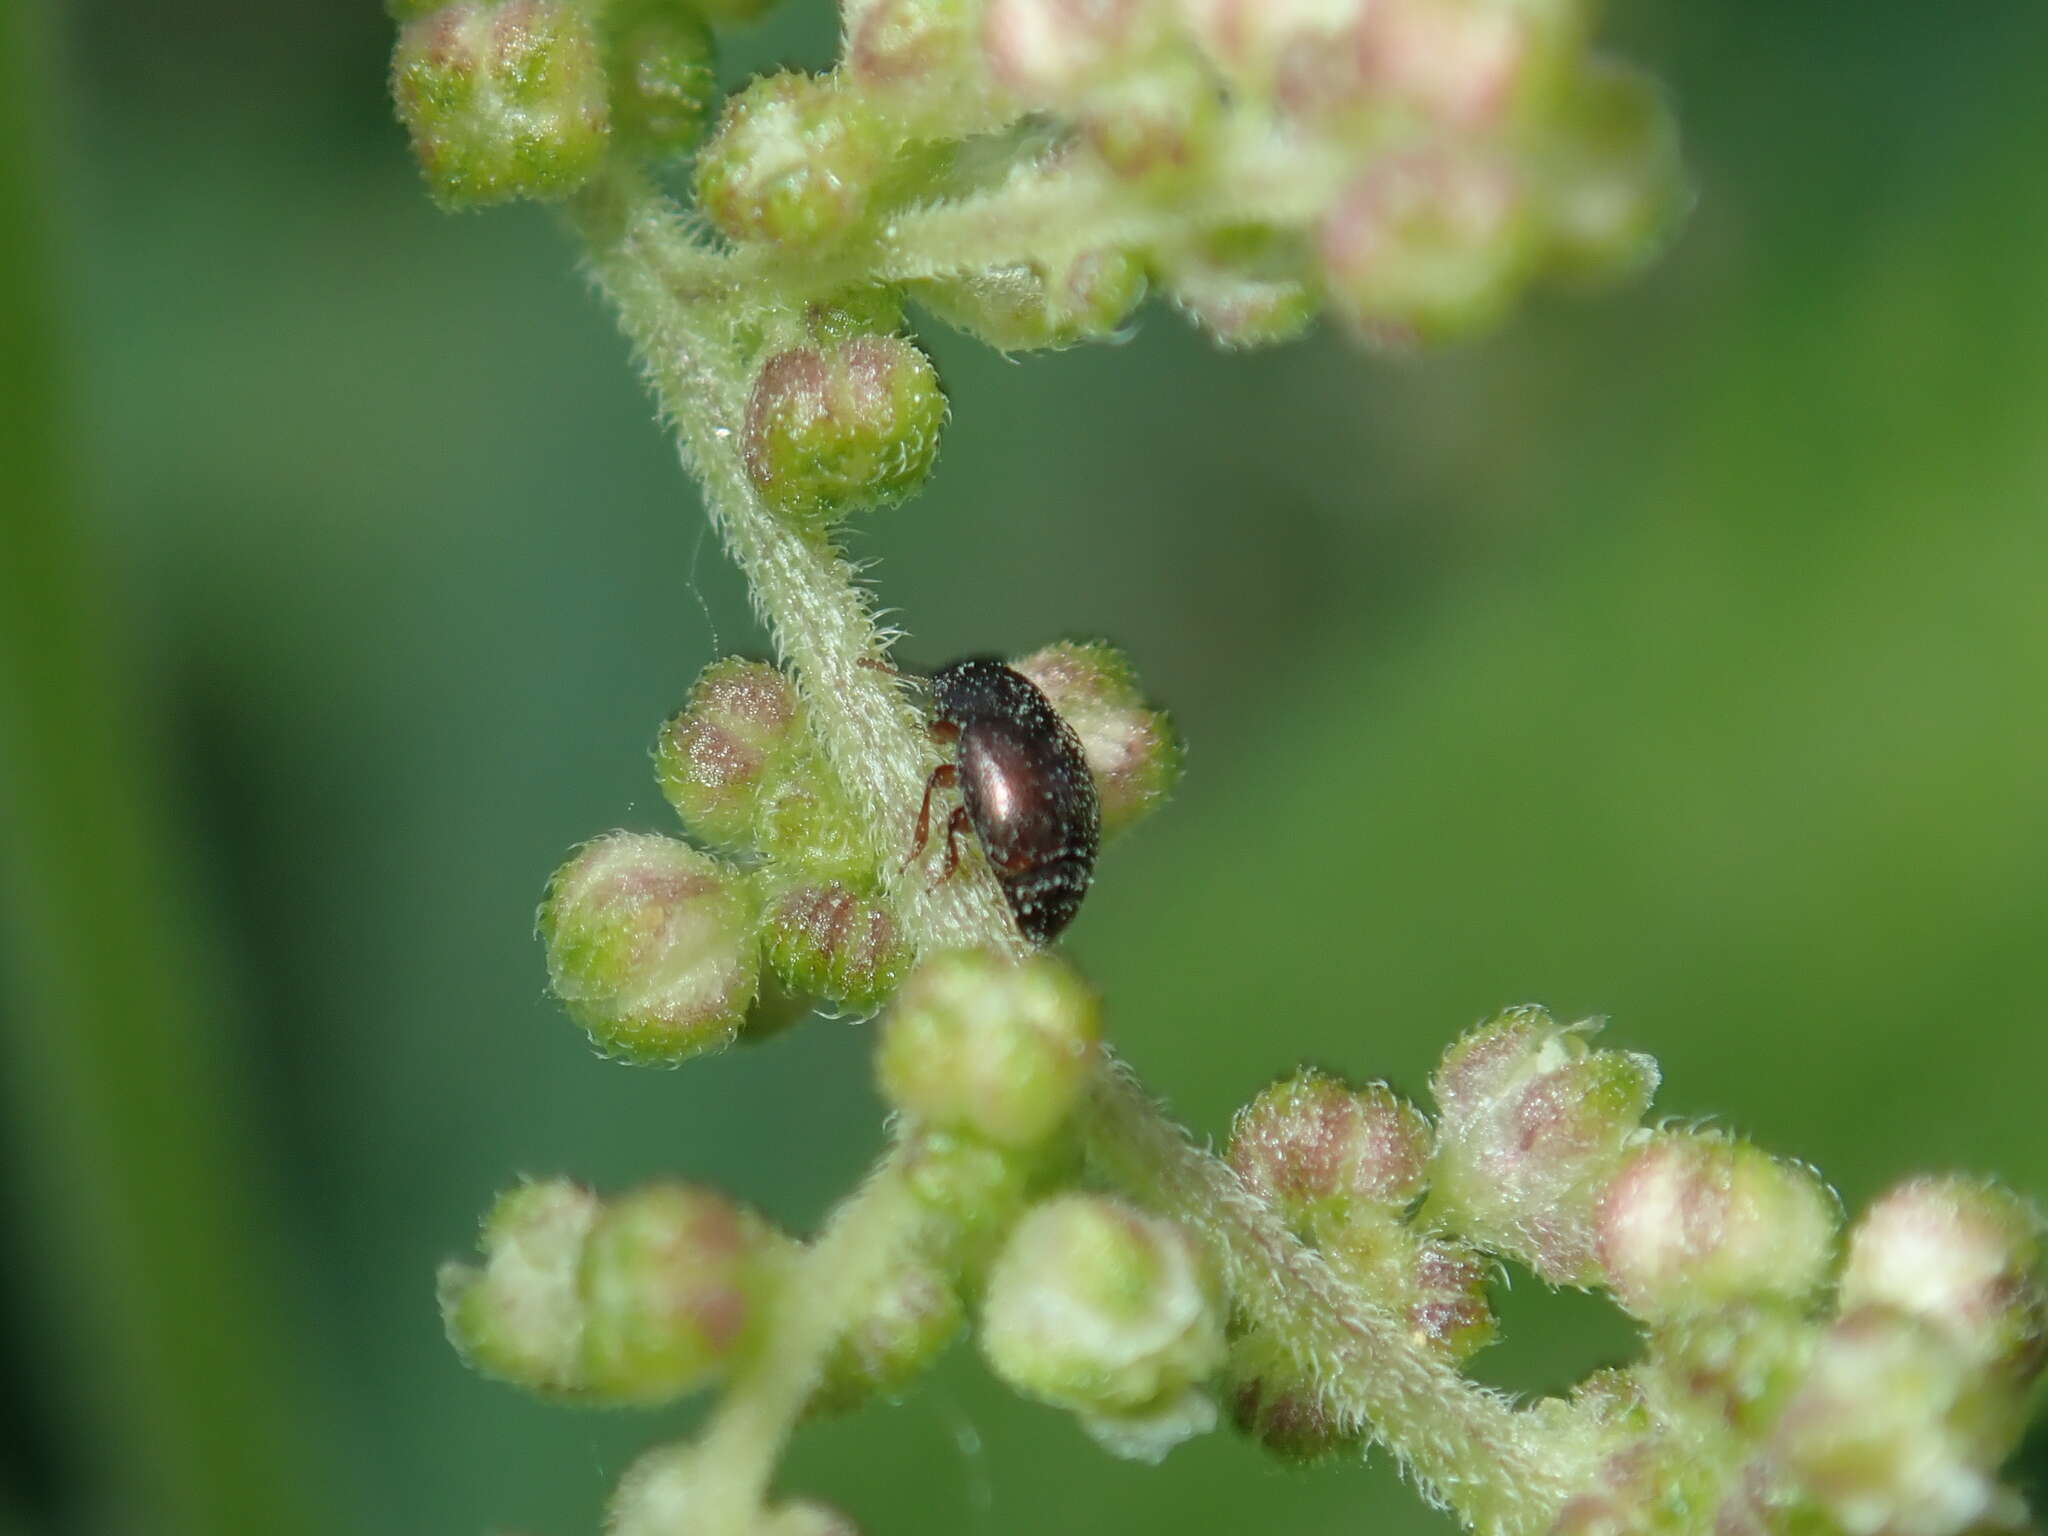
(1009, 640, 1182, 840)
(1160, 226, 1316, 349)
(1349, 0, 1577, 132)
(603, 0, 718, 159)
(877, 949, 1101, 1148)
(539, 832, 762, 1064)
(741, 336, 947, 528)
(1595, 1132, 1837, 1323)
(439, 1178, 600, 1394)
(1648, 1301, 1815, 1436)
(1318, 149, 1537, 351)
(1776, 1308, 2029, 1536)
(1228, 1069, 1431, 1231)
(696, 72, 897, 248)
(911, 248, 1147, 351)
(812, 1251, 963, 1413)
(981, 1196, 1226, 1425)
(1078, 59, 1219, 185)
(579, 1182, 783, 1402)
(391, 0, 610, 209)
(762, 878, 911, 1011)
(1839, 1176, 2046, 1382)
(1538, 58, 1688, 287)
(1229, 1371, 1357, 1463)
(1319, 1207, 1496, 1360)
(1429, 1008, 1658, 1285)
(848, 0, 979, 100)
(982, 0, 1153, 104)
(655, 657, 804, 849)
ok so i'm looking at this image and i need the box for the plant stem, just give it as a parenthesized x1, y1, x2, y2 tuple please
(1082, 1057, 1592, 1536)
(573, 168, 1590, 1536)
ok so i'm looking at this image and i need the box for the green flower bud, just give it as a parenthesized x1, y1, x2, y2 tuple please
(980, 1195, 1226, 1422)
(877, 948, 1101, 1149)
(741, 336, 947, 528)
(1839, 1176, 2046, 1381)
(1538, 57, 1688, 287)
(1595, 1132, 1838, 1323)
(580, 1182, 783, 1402)
(1775, 1308, 2028, 1536)
(540, 832, 762, 1064)
(1079, 60, 1220, 186)
(1228, 1069, 1431, 1232)
(1011, 641, 1182, 840)
(391, 0, 610, 210)
(655, 657, 805, 849)
(1429, 1008, 1658, 1285)
(439, 1177, 600, 1394)
(1318, 149, 1538, 350)
(812, 1250, 963, 1414)
(1320, 1206, 1495, 1360)
(1161, 227, 1317, 350)
(910, 248, 1147, 351)
(901, 1126, 1035, 1269)
(762, 878, 911, 1011)
(696, 72, 898, 248)
(1648, 1301, 1816, 1437)
(603, 0, 718, 159)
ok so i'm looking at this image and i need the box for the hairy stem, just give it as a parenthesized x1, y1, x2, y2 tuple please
(574, 170, 1590, 1536)
(1083, 1058, 1592, 1536)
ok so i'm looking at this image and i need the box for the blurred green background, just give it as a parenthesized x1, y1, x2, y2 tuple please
(4, 0, 2046, 1532)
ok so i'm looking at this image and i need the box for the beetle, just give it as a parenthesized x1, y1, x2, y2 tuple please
(908, 657, 1101, 945)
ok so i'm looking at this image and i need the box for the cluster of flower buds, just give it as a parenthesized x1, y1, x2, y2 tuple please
(1224, 1066, 1488, 1459)
(390, 0, 763, 209)
(438, 1177, 787, 1403)
(543, 641, 1178, 1061)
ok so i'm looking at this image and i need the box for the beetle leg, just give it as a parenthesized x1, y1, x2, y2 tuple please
(940, 804, 973, 882)
(904, 762, 959, 869)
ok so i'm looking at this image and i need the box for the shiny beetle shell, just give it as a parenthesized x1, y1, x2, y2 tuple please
(928, 658, 1101, 945)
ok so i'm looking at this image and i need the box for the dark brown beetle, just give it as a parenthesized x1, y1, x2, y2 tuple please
(909, 658, 1101, 945)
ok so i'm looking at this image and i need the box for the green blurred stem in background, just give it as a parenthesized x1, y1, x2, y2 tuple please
(0, 7, 329, 1533)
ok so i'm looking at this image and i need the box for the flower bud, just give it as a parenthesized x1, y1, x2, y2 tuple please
(1079, 60, 1219, 186)
(1839, 1176, 2046, 1382)
(812, 1250, 963, 1413)
(848, 0, 979, 102)
(603, 0, 718, 159)
(901, 1127, 1035, 1269)
(540, 832, 762, 1064)
(1648, 1301, 1815, 1437)
(1230, 1370, 1357, 1463)
(579, 1182, 782, 1402)
(1160, 227, 1317, 350)
(741, 336, 947, 528)
(1318, 149, 1537, 350)
(1349, 0, 1578, 132)
(1776, 1308, 2027, 1536)
(439, 1178, 600, 1394)
(981, 1195, 1226, 1421)
(877, 948, 1100, 1148)
(1595, 1132, 1837, 1323)
(696, 72, 897, 248)
(1319, 1207, 1496, 1360)
(910, 249, 1146, 351)
(981, 0, 1153, 105)
(1538, 58, 1688, 286)
(1009, 641, 1182, 839)
(610, 1446, 853, 1535)
(1429, 1008, 1658, 1285)
(1228, 1070, 1431, 1231)
(391, 0, 610, 209)
(655, 657, 805, 849)
(761, 878, 911, 1011)
(1181, 0, 1349, 94)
